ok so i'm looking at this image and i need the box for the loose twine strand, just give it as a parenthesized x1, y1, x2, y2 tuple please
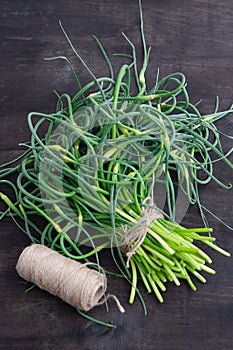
(16, 244, 125, 313)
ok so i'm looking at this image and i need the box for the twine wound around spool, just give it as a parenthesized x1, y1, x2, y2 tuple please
(16, 244, 125, 313)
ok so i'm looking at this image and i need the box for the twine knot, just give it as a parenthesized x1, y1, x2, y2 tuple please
(120, 202, 163, 267)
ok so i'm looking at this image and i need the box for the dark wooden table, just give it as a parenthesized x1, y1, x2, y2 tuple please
(0, 1, 232, 349)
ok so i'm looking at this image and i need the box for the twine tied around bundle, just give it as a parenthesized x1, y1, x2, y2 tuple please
(16, 244, 125, 313)
(120, 198, 163, 267)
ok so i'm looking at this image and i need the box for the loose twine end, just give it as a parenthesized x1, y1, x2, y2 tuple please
(98, 293, 125, 313)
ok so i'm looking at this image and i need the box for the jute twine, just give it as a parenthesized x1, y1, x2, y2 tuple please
(120, 199, 164, 267)
(16, 244, 124, 312)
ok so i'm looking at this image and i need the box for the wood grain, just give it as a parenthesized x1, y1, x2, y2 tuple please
(0, 1, 232, 349)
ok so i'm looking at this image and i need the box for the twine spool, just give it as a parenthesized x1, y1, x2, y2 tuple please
(16, 244, 107, 311)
